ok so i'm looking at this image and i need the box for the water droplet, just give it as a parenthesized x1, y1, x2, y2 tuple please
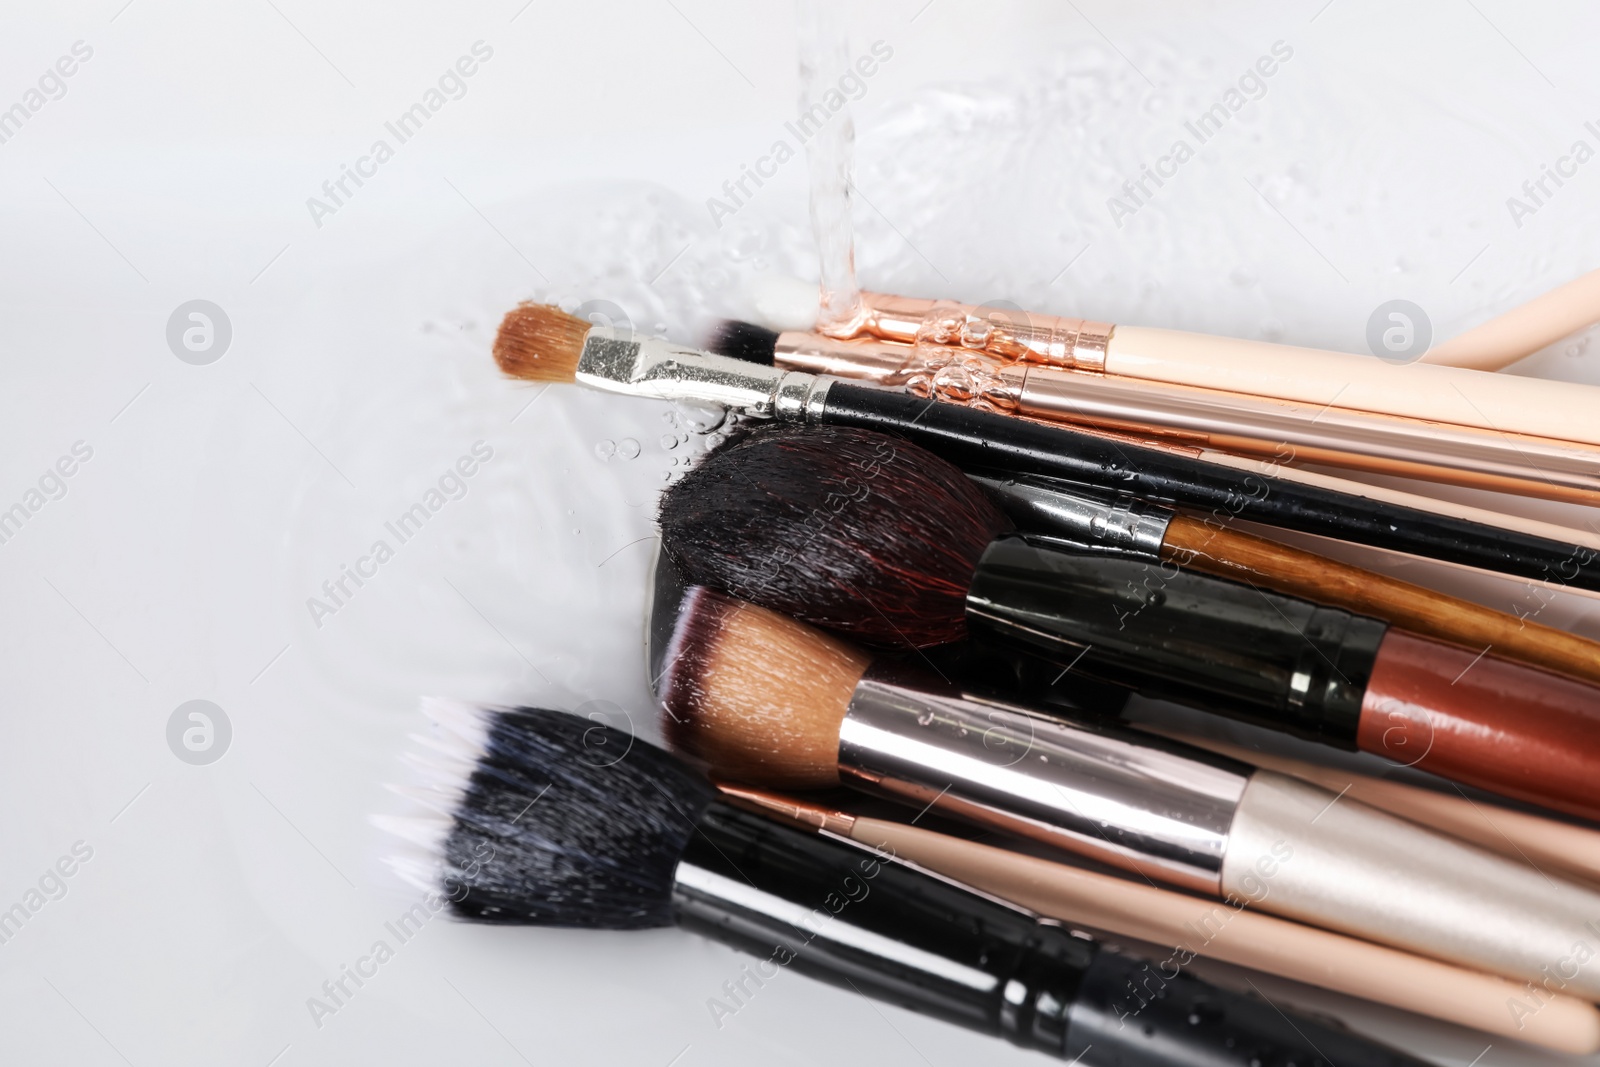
(594, 440, 616, 460)
(616, 438, 640, 460)
(705, 432, 726, 449)
(661, 434, 679, 450)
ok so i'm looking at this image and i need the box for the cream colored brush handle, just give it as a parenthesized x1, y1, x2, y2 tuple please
(1226, 772, 1600, 1000)
(1109, 325, 1600, 447)
(1424, 267, 1600, 370)
(852, 817, 1600, 1054)
(1150, 728, 1600, 887)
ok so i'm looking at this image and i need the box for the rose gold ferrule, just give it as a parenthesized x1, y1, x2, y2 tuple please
(774, 331, 926, 385)
(848, 292, 1115, 372)
(714, 781, 858, 836)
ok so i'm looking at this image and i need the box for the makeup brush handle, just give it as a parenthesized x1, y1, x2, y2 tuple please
(1110, 325, 1600, 447)
(854, 816, 1600, 1054)
(676, 805, 1432, 1067)
(966, 537, 1387, 746)
(1228, 771, 1600, 998)
(1149, 727, 1600, 888)
(1161, 513, 1600, 688)
(1359, 630, 1600, 823)
(817, 383, 1600, 592)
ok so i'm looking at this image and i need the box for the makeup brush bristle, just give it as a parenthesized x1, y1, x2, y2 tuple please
(658, 425, 1015, 649)
(380, 704, 715, 928)
(660, 586, 871, 788)
(492, 303, 590, 383)
(704, 320, 780, 366)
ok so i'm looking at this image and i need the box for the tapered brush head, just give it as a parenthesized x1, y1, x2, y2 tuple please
(492, 303, 590, 383)
(384, 702, 715, 929)
(660, 587, 871, 788)
(704, 320, 780, 366)
(658, 425, 1015, 648)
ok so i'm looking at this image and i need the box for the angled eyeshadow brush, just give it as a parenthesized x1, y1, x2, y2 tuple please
(379, 702, 1440, 1067)
(491, 303, 1600, 593)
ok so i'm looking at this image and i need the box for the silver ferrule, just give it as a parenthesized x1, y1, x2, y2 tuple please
(574, 327, 832, 420)
(970, 476, 1173, 560)
(836, 664, 1251, 895)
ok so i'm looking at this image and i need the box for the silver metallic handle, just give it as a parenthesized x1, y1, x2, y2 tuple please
(836, 665, 1251, 895)
(1225, 771, 1600, 999)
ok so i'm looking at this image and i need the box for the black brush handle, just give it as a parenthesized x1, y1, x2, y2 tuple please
(674, 804, 1433, 1067)
(817, 382, 1600, 592)
(967, 537, 1387, 747)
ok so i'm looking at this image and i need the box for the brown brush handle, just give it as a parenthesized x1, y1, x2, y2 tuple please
(1161, 512, 1600, 688)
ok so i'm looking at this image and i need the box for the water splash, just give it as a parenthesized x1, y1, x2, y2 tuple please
(795, 0, 862, 333)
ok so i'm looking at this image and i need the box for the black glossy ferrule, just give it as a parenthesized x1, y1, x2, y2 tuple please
(966, 537, 1388, 747)
(672, 803, 1432, 1067)
(818, 382, 1600, 593)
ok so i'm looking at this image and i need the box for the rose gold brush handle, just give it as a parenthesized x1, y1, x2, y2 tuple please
(845, 291, 1600, 448)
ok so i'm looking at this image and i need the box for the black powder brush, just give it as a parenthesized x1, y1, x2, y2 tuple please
(379, 701, 1441, 1067)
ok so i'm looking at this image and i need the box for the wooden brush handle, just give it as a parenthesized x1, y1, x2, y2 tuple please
(1162, 512, 1600, 688)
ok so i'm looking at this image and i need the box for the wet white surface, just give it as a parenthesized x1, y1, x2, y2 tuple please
(1, 1, 1597, 1064)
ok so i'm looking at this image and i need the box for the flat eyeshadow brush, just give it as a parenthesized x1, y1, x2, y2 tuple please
(493, 303, 1600, 594)
(715, 783, 1600, 1054)
(380, 703, 1441, 1067)
(656, 588, 1600, 997)
(655, 425, 1600, 823)
(708, 320, 1600, 508)
(969, 471, 1600, 688)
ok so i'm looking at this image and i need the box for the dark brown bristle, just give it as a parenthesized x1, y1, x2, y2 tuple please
(658, 426, 1015, 649)
(660, 587, 870, 788)
(492, 303, 590, 383)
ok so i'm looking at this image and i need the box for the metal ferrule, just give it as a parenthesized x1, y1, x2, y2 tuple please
(835, 663, 1252, 895)
(574, 327, 832, 418)
(775, 331, 925, 385)
(969, 476, 1173, 561)
(846, 293, 1115, 373)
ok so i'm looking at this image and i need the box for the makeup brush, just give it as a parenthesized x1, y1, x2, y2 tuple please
(969, 471, 1600, 688)
(658, 588, 1600, 997)
(1139, 726, 1600, 888)
(493, 303, 1600, 593)
(381, 703, 1441, 1067)
(716, 783, 1600, 1054)
(818, 290, 1600, 447)
(656, 425, 1600, 822)
(708, 319, 1600, 507)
